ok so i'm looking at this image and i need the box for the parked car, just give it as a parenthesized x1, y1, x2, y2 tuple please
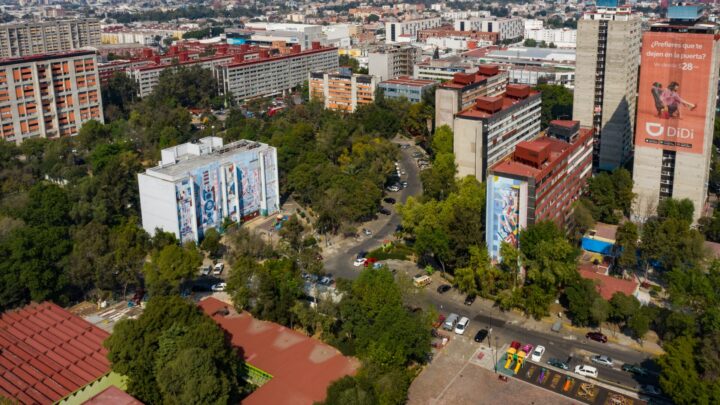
(591, 355, 614, 367)
(400, 144, 410, 149)
(412, 152, 423, 158)
(436, 284, 451, 294)
(383, 197, 397, 204)
(474, 328, 489, 343)
(211, 282, 227, 292)
(531, 345, 546, 362)
(586, 331, 608, 343)
(362, 228, 372, 236)
(200, 265, 211, 276)
(464, 294, 476, 306)
(547, 358, 569, 370)
(454, 317, 470, 335)
(386, 185, 400, 192)
(621, 363, 648, 376)
(364, 257, 378, 267)
(213, 262, 224, 275)
(400, 181, 408, 188)
(443, 313, 459, 330)
(379, 207, 391, 215)
(574, 364, 598, 378)
(353, 257, 367, 267)
(319, 276, 333, 286)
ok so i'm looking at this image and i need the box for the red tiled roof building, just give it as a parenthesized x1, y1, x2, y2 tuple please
(0, 302, 111, 404)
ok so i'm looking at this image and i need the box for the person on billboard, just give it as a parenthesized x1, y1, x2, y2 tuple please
(651, 82, 665, 116)
(660, 81, 696, 118)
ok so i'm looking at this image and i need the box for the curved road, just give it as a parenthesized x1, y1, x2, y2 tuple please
(323, 140, 424, 280)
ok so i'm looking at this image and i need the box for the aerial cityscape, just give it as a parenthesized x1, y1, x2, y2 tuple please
(0, 0, 719, 404)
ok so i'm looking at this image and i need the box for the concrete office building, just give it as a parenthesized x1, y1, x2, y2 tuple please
(0, 19, 101, 58)
(244, 22, 324, 50)
(385, 18, 441, 43)
(368, 44, 421, 81)
(0, 50, 103, 145)
(217, 43, 338, 103)
(573, 4, 641, 171)
(309, 68, 377, 112)
(486, 121, 593, 261)
(453, 17, 524, 42)
(138, 137, 280, 243)
(453, 84, 542, 180)
(632, 6, 720, 223)
(413, 58, 476, 82)
(434, 65, 508, 130)
(378, 77, 436, 103)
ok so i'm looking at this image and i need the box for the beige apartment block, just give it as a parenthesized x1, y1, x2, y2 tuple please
(573, 6, 640, 171)
(0, 19, 101, 58)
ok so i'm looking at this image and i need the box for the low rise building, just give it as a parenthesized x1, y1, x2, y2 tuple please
(413, 58, 476, 82)
(418, 27, 499, 44)
(138, 137, 280, 243)
(368, 44, 421, 81)
(453, 17, 524, 42)
(524, 28, 577, 48)
(378, 76, 436, 103)
(485, 121, 593, 261)
(425, 36, 494, 52)
(0, 50, 104, 145)
(385, 17, 442, 43)
(453, 84, 541, 181)
(309, 68, 377, 112)
(244, 22, 324, 50)
(434, 65, 508, 129)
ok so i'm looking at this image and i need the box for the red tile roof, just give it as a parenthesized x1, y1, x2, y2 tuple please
(0, 302, 111, 404)
(83, 386, 142, 405)
(579, 268, 639, 301)
(198, 297, 359, 405)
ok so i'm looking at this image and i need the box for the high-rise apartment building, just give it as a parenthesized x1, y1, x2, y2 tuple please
(453, 84, 542, 180)
(309, 68, 377, 112)
(0, 50, 103, 145)
(453, 17, 524, 42)
(632, 6, 720, 222)
(486, 121, 593, 261)
(138, 137, 280, 243)
(435, 66, 508, 130)
(368, 45, 421, 81)
(573, 4, 641, 171)
(0, 19, 101, 58)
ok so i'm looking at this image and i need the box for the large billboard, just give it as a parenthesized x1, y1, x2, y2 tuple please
(486, 176, 522, 262)
(635, 32, 715, 154)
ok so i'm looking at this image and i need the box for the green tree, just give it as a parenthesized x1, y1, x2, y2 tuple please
(658, 336, 713, 405)
(616, 221, 639, 270)
(564, 278, 601, 326)
(520, 221, 579, 290)
(609, 292, 640, 326)
(101, 72, 138, 119)
(105, 296, 243, 404)
(523, 38, 538, 47)
(143, 243, 202, 295)
(534, 84, 573, 128)
(657, 198, 695, 223)
(431, 125, 453, 155)
(420, 152, 457, 201)
(200, 228, 223, 259)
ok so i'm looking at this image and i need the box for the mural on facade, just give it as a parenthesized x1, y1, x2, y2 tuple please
(237, 154, 261, 216)
(175, 178, 195, 243)
(223, 163, 239, 222)
(197, 163, 222, 233)
(486, 176, 521, 261)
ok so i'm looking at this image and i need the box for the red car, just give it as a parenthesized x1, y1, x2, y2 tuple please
(586, 332, 608, 343)
(364, 257, 378, 267)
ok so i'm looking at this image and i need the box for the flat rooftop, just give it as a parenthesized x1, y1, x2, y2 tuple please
(380, 76, 436, 87)
(145, 139, 271, 180)
(486, 47, 576, 62)
(490, 137, 570, 179)
(456, 88, 539, 119)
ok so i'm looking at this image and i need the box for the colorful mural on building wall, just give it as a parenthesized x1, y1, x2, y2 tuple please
(486, 176, 521, 261)
(196, 163, 222, 234)
(223, 163, 239, 222)
(175, 178, 195, 244)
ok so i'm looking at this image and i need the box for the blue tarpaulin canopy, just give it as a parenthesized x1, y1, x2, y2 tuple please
(581, 237, 614, 256)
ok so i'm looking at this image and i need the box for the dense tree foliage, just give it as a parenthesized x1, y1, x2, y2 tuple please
(581, 168, 635, 224)
(534, 84, 573, 128)
(105, 296, 244, 404)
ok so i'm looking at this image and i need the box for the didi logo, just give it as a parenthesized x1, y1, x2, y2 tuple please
(645, 122, 664, 137)
(645, 122, 695, 139)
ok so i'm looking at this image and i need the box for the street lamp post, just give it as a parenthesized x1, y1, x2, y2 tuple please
(493, 335, 499, 374)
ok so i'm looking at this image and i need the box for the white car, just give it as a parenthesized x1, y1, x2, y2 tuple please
(213, 262, 224, 275)
(531, 345, 546, 362)
(591, 355, 614, 367)
(353, 258, 367, 267)
(575, 364, 598, 378)
(454, 317, 470, 335)
(211, 282, 227, 292)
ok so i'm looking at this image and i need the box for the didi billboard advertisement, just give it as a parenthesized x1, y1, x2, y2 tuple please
(635, 32, 715, 154)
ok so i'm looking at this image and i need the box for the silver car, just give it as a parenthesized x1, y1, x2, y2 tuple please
(591, 355, 614, 367)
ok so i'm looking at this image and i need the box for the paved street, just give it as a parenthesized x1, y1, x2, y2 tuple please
(406, 284, 662, 394)
(323, 138, 424, 280)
